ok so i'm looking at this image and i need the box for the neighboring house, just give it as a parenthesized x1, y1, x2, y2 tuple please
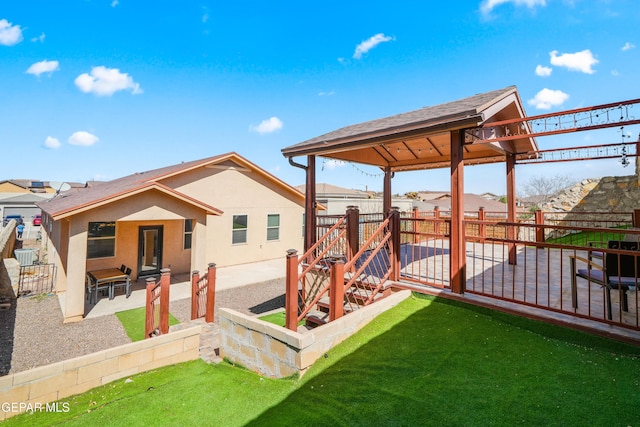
(0, 179, 55, 194)
(0, 180, 58, 225)
(38, 152, 306, 322)
(296, 183, 413, 215)
(0, 193, 54, 226)
(413, 193, 513, 217)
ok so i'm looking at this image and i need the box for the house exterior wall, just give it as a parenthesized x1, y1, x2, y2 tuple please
(162, 163, 305, 266)
(43, 154, 305, 322)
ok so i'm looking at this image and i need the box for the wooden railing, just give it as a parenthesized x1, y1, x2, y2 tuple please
(191, 263, 217, 322)
(145, 268, 170, 339)
(286, 216, 347, 330)
(285, 209, 400, 330)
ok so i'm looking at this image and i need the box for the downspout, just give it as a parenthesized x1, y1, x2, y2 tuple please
(288, 156, 317, 252)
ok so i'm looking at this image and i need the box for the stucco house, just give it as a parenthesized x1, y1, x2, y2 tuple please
(38, 152, 306, 322)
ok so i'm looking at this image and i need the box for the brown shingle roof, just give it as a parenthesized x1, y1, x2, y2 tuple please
(39, 152, 304, 219)
(282, 86, 517, 156)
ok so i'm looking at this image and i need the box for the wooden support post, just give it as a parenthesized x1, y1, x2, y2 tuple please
(190, 270, 200, 320)
(390, 207, 401, 281)
(450, 129, 466, 294)
(285, 249, 299, 331)
(506, 153, 517, 265)
(478, 207, 486, 240)
(346, 206, 360, 266)
(535, 209, 545, 243)
(160, 268, 171, 335)
(144, 277, 156, 339)
(383, 168, 392, 219)
(633, 209, 640, 228)
(305, 155, 317, 253)
(329, 257, 345, 321)
(206, 262, 216, 323)
(434, 206, 441, 235)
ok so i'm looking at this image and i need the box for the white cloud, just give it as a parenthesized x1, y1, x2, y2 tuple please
(622, 42, 635, 51)
(480, 0, 546, 15)
(68, 131, 99, 146)
(323, 160, 346, 170)
(31, 33, 46, 43)
(611, 69, 620, 76)
(250, 117, 283, 134)
(0, 19, 23, 46)
(353, 33, 394, 59)
(549, 49, 598, 74)
(111, 0, 119, 7)
(44, 136, 61, 149)
(318, 91, 335, 96)
(26, 60, 60, 77)
(527, 88, 569, 110)
(535, 65, 552, 77)
(74, 66, 143, 96)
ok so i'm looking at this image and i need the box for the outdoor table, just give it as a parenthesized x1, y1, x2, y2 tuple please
(87, 268, 130, 303)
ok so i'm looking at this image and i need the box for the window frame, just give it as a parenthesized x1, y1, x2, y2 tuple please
(183, 219, 193, 250)
(87, 221, 116, 259)
(232, 214, 248, 245)
(266, 213, 280, 241)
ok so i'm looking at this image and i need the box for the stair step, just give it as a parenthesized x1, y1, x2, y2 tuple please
(345, 287, 390, 305)
(305, 309, 330, 327)
(317, 296, 358, 313)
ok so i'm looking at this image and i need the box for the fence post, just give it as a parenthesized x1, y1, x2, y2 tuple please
(478, 207, 486, 240)
(346, 206, 360, 266)
(412, 206, 419, 244)
(144, 276, 156, 339)
(190, 270, 200, 320)
(434, 206, 441, 235)
(633, 209, 640, 228)
(535, 209, 545, 243)
(285, 249, 299, 331)
(159, 268, 171, 335)
(390, 207, 401, 282)
(206, 262, 216, 323)
(329, 257, 344, 321)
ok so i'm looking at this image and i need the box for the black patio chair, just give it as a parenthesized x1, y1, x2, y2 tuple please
(570, 240, 640, 320)
(112, 267, 132, 299)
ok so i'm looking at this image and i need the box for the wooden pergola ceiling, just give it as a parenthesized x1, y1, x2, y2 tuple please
(281, 86, 538, 172)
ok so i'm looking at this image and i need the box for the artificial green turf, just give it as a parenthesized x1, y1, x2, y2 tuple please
(258, 310, 304, 327)
(545, 228, 627, 247)
(7, 294, 640, 426)
(115, 307, 180, 342)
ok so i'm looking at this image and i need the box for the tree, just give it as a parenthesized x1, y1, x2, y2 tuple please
(519, 174, 574, 209)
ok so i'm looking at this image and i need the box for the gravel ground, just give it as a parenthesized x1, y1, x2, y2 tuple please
(0, 278, 285, 376)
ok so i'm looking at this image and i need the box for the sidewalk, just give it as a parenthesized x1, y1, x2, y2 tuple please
(83, 258, 285, 319)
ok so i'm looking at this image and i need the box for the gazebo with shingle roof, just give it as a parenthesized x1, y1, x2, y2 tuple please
(281, 86, 537, 294)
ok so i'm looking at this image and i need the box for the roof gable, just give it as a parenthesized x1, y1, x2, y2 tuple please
(40, 152, 303, 219)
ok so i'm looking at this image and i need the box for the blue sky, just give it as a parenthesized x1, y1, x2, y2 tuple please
(1, 0, 639, 195)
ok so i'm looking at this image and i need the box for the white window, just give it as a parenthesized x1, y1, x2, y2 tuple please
(267, 214, 280, 241)
(184, 219, 193, 249)
(232, 215, 248, 244)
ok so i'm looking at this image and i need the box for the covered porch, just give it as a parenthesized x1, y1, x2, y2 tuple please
(281, 86, 640, 343)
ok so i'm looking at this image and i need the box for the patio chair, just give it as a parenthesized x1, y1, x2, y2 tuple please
(112, 267, 132, 299)
(570, 240, 640, 320)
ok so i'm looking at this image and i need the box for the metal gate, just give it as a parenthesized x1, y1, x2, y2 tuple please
(18, 264, 56, 297)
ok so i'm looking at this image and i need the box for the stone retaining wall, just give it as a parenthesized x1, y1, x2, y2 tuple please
(219, 290, 411, 378)
(542, 174, 640, 223)
(0, 324, 202, 421)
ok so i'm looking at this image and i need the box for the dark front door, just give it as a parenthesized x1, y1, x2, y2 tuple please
(138, 226, 163, 276)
